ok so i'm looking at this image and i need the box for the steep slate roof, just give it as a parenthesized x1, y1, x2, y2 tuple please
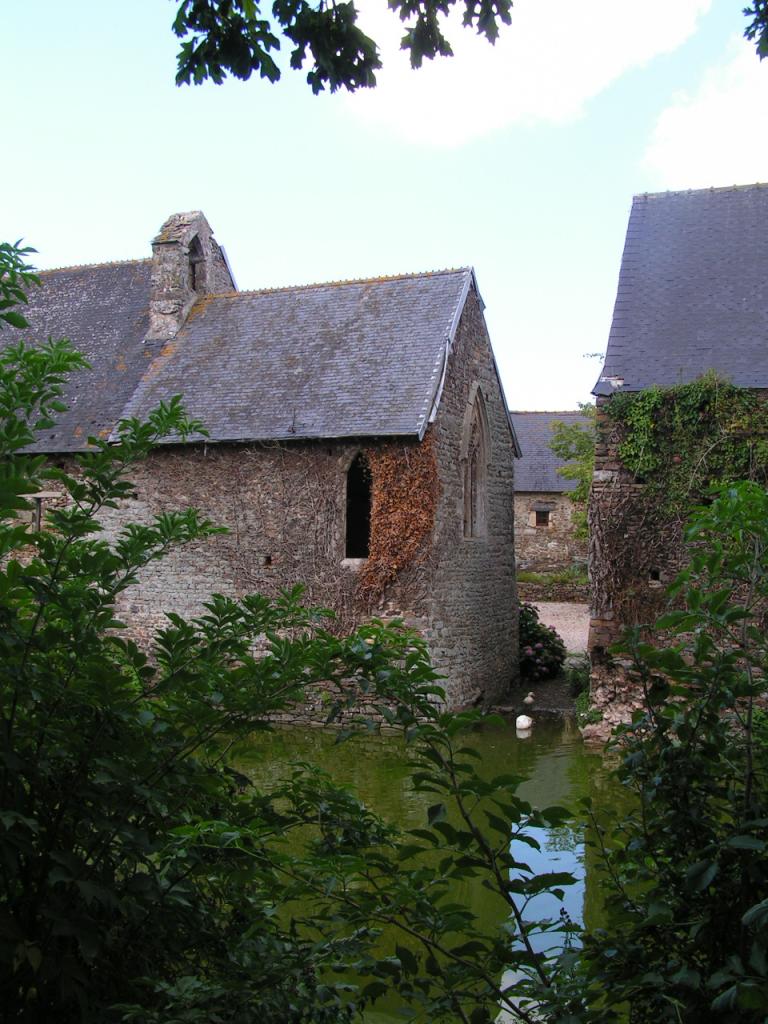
(120, 270, 474, 443)
(510, 411, 591, 492)
(18, 261, 156, 451)
(594, 184, 768, 396)
(17, 264, 479, 451)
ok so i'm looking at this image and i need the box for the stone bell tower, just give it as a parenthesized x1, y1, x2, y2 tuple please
(147, 211, 236, 341)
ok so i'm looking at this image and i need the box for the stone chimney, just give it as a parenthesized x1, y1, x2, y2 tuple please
(147, 211, 235, 341)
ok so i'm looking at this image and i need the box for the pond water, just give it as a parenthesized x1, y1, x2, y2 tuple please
(234, 712, 622, 1019)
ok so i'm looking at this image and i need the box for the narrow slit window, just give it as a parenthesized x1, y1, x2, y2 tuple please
(345, 453, 371, 558)
(189, 235, 204, 293)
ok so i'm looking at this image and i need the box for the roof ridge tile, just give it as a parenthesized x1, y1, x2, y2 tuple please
(202, 266, 471, 299)
(38, 257, 151, 275)
(636, 182, 768, 201)
(511, 409, 589, 415)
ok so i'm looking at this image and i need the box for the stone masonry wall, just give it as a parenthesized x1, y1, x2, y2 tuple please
(587, 387, 768, 739)
(588, 396, 689, 657)
(76, 439, 434, 721)
(98, 439, 425, 620)
(428, 287, 518, 707)
(94, 378, 515, 713)
(148, 211, 234, 342)
(514, 491, 587, 573)
(586, 396, 688, 737)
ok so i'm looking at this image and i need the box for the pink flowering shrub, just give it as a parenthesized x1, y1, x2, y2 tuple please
(519, 603, 566, 680)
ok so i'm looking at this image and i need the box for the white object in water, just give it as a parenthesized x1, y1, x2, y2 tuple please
(523, 691, 535, 706)
(515, 714, 533, 730)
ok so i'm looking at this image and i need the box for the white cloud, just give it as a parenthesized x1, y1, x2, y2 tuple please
(344, 0, 711, 145)
(643, 39, 768, 189)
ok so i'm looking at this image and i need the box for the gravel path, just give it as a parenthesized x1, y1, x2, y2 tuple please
(532, 601, 590, 654)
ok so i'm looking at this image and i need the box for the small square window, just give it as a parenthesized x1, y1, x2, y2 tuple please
(535, 509, 550, 527)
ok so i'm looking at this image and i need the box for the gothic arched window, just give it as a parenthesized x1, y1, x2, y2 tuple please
(461, 387, 490, 539)
(345, 453, 371, 558)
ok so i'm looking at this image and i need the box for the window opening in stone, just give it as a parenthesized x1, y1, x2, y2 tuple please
(535, 509, 550, 527)
(346, 453, 371, 558)
(462, 392, 489, 539)
(649, 567, 661, 582)
(188, 235, 204, 293)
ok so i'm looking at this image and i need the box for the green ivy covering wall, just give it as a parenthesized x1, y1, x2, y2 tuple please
(607, 372, 768, 524)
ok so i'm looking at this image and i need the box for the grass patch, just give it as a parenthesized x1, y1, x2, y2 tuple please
(517, 565, 588, 587)
(575, 688, 602, 727)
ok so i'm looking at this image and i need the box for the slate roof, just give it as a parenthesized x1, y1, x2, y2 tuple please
(510, 411, 591, 492)
(16, 264, 478, 451)
(594, 184, 768, 395)
(17, 260, 156, 450)
(120, 271, 474, 444)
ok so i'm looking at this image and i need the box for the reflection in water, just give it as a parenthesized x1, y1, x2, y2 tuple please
(513, 827, 584, 940)
(234, 713, 620, 1020)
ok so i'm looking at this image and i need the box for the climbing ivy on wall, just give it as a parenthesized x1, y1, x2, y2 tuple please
(590, 374, 768, 630)
(358, 431, 440, 602)
(607, 372, 768, 523)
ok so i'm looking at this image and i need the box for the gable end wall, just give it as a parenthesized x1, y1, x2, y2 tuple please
(428, 287, 518, 706)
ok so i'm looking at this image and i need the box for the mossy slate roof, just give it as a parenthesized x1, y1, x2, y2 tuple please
(595, 184, 768, 395)
(18, 260, 154, 452)
(510, 411, 590, 493)
(17, 264, 474, 451)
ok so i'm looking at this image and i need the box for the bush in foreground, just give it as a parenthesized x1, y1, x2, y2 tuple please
(519, 602, 567, 681)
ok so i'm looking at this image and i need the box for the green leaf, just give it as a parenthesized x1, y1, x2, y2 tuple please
(726, 835, 765, 851)
(427, 802, 446, 825)
(743, 899, 768, 931)
(361, 980, 388, 1001)
(469, 1007, 491, 1024)
(395, 944, 418, 975)
(1, 310, 29, 329)
(646, 901, 674, 924)
(686, 859, 719, 891)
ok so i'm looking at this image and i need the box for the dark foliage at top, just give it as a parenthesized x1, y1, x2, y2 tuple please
(172, 0, 512, 93)
(170, 1, 767, 95)
(744, 1, 768, 57)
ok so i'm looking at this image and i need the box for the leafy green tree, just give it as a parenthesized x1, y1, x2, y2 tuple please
(171, 1, 768, 94)
(0, 242, 39, 331)
(548, 405, 595, 541)
(171, 0, 512, 92)
(567, 482, 768, 1022)
(745, 1, 768, 57)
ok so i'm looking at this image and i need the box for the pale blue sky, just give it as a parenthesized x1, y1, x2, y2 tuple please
(2, 0, 766, 409)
